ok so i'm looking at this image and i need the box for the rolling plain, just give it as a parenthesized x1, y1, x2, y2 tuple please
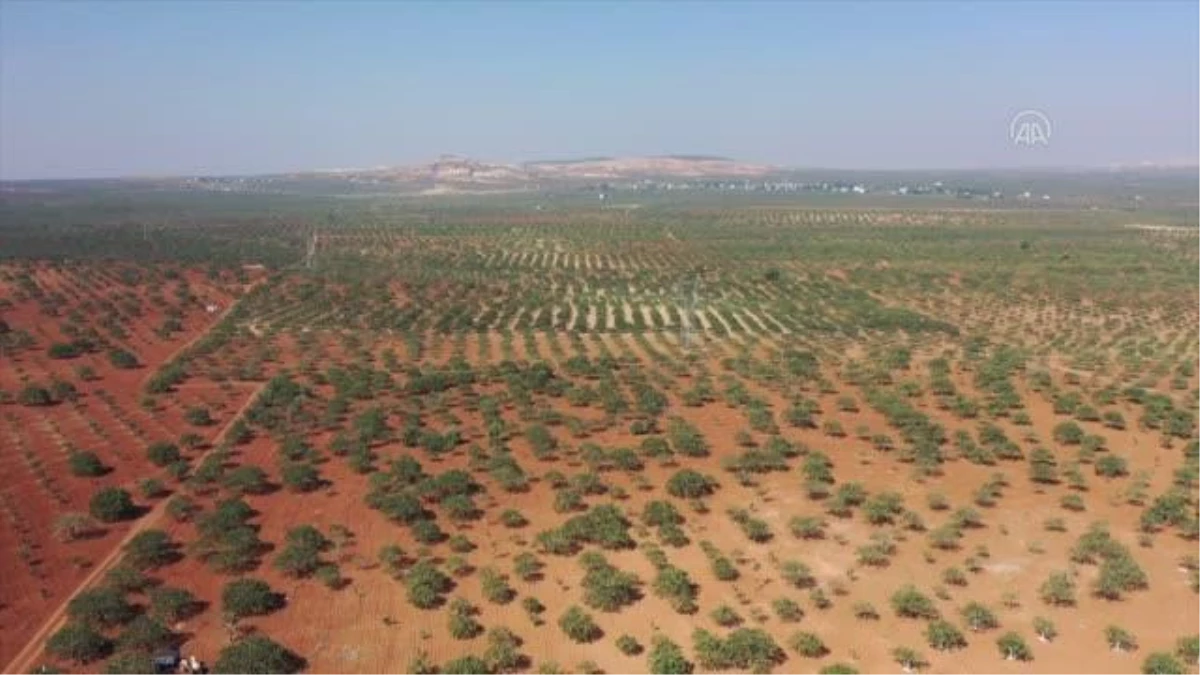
(0, 177, 1197, 674)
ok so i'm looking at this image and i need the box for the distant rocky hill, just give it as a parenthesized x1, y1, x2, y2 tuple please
(524, 155, 773, 179)
(290, 155, 775, 191)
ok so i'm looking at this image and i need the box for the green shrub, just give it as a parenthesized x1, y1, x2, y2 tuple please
(442, 494, 479, 521)
(942, 566, 967, 586)
(892, 646, 926, 671)
(1053, 421, 1084, 445)
(580, 555, 640, 611)
(653, 565, 698, 614)
(448, 598, 483, 640)
(89, 488, 137, 522)
(616, 634, 643, 656)
(273, 525, 330, 578)
(853, 601, 879, 620)
(483, 626, 524, 672)
(67, 588, 136, 627)
(1175, 635, 1199, 665)
(1105, 625, 1138, 652)
(1061, 493, 1086, 511)
(643, 500, 683, 526)
(668, 417, 709, 457)
(960, 602, 999, 631)
(521, 595, 545, 622)
(1143, 652, 1186, 674)
(648, 635, 692, 674)
(711, 604, 741, 627)
(772, 597, 803, 622)
(789, 516, 827, 539)
(145, 439, 180, 466)
(213, 635, 305, 674)
(104, 565, 151, 594)
(863, 491, 905, 525)
(926, 619, 967, 651)
(165, 495, 198, 523)
(693, 627, 784, 672)
(223, 465, 271, 495)
(106, 652, 153, 674)
(558, 605, 601, 643)
(666, 469, 717, 498)
(1094, 552, 1149, 599)
(1039, 571, 1076, 605)
(997, 631, 1032, 661)
(48, 342, 83, 359)
(480, 567, 516, 605)
(442, 655, 491, 675)
(18, 382, 55, 407)
(543, 503, 634, 552)
(150, 586, 200, 622)
(406, 561, 452, 609)
(222, 578, 284, 619)
(891, 585, 939, 619)
(116, 615, 174, 653)
(411, 518, 445, 544)
(729, 508, 772, 542)
(68, 451, 107, 477)
(46, 623, 111, 663)
(789, 631, 828, 658)
(781, 560, 815, 588)
(1033, 616, 1057, 642)
(108, 349, 140, 369)
(281, 462, 321, 492)
(1096, 454, 1129, 478)
(513, 552, 542, 581)
(123, 529, 176, 569)
(185, 406, 214, 426)
(500, 509, 527, 528)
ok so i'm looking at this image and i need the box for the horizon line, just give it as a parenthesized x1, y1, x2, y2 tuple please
(3, 158, 1198, 183)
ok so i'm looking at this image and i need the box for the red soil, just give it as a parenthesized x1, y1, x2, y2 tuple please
(0, 263, 254, 665)
(9, 326, 1198, 673)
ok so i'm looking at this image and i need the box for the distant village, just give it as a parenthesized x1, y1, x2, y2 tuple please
(589, 178, 1053, 202)
(179, 174, 1056, 202)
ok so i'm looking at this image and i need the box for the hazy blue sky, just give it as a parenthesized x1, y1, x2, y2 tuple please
(1, 0, 1196, 179)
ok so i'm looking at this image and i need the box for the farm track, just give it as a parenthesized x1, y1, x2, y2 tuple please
(138, 280, 261, 392)
(3, 380, 269, 675)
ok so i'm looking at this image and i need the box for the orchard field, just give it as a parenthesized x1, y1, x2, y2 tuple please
(1, 187, 1197, 674)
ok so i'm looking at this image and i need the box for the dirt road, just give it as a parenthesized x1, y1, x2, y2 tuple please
(139, 280, 260, 392)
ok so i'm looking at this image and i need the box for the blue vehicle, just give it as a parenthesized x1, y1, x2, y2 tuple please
(152, 647, 181, 674)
